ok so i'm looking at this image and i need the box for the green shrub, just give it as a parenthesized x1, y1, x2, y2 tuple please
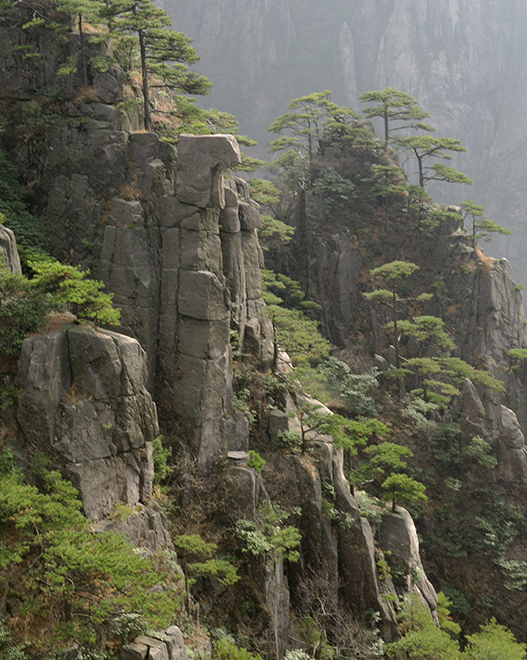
(318, 357, 379, 416)
(30, 260, 120, 325)
(0, 258, 120, 356)
(0, 451, 179, 656)
(464, 618, 527, 660)
(214, 638, 263, 660)
(236, 501, 301, 563)
(355, 490, 384, 524)
(276, 429, 302, 451)
(153, 434, 172, 486)
(0, 266, 50, 355)
(0, 146, 49, 261)
(248, 450, 266, 471)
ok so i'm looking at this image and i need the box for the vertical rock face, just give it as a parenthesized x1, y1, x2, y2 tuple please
(444, 257, 527, 366)
(302, 192, 363, 346)
(15, 117, 270, 464)
(17, 325, 157, 521)
(0, 15, 272, 464)
(94, 129, 272, 464)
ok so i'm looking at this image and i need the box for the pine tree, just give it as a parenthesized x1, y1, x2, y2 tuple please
(359, 87, 434, 143)
(460, 199, 511, 246)
(396, 134, 472, 189)
(363, 260, 423, 368)
(268, 90, 356, 185)
(102, 0, 211, 130)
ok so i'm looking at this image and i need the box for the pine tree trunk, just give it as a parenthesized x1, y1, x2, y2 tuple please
(139, 30, 151, 131)
(78, 14, 88, 87)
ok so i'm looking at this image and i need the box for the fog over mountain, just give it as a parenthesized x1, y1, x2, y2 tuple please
(161, 0, 527, 282)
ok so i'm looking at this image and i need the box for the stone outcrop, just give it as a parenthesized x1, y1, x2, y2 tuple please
(497, 405, 527, 484)
(0, 224, 21, 274)
(262, 437, 400, 644)
(0, 19, 443, 651)
(445, 257, 527, 367)
(379, 508, 439, 623)
(302, 192, 363, 346)
(3, 74, 271, 466)
(122, 626, 187, 660)
(17, 324, 158, 522)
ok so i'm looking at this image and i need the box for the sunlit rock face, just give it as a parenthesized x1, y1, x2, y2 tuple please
(162, 0, 527, 280)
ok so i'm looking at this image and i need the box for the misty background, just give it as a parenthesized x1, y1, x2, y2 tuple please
(159, 0, 527, 283)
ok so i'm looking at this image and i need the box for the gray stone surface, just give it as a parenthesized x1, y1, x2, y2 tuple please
(380, 508, 438, 617)
(498, 405, 527, 483)
(268, 409, 290, 438)
(176, 134, 241, 208)
(0, 224, 21, 274)
(17, 326, 157, 521)
(178, 270, 229, 322)
(0, 29, 274, 473)
(165, 627, 188, 660)
(121, 642, 148, 660)
(135, 637, 169, 660)
(298, 203, 364, 345)
(239, 202, 262, 230)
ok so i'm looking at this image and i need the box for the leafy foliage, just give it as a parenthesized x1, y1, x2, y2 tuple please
(316, 357, 379, 417)
(387, 594, 526, 660)
(262, 269, 330, 365)
(173, 534, 239, 589)
(463, 619, 527, 660)
(268, 90, 356, 187)
(0, 265, 51, 355)
(0, 452, 179, 656)
(214, 638, 263, 660)
(248, 450, 266, 471)
(101, 0, 212, 130)
(0, 259, 119, 354)
(30, 259, 120, 325)
(381, 473, 427, 512)
(396, 134, 471, 189)
(312, 166, 357, 215)
(365, 260, 421, 368)
(359, 87, 433, 142)
(152, 434, 172, 487)
(236, 501, 301, 564)
(460, 199, 511, 246)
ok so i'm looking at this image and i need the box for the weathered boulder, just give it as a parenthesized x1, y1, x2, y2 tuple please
(121, 642, 148, 660)
(239, 202, 262, 230)
(17, 325, 157, 521)
(124, 627, 187, 660)
(165, 627, 188, 660)
(176, 134, 241, 208)
(134, 637, 169, 660)
(0, 224, 21, 274)
(96, 503, 173, 553)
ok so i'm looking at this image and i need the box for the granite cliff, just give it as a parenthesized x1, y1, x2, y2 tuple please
(0, 14, 439, 657)
(2, 3, 527, 658)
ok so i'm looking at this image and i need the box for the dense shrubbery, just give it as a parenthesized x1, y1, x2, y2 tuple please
(387, 593, 527, 660)
(0, 144, 48, 261)
(0, 259, 120, 356)
(0, 451, 180, 658)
